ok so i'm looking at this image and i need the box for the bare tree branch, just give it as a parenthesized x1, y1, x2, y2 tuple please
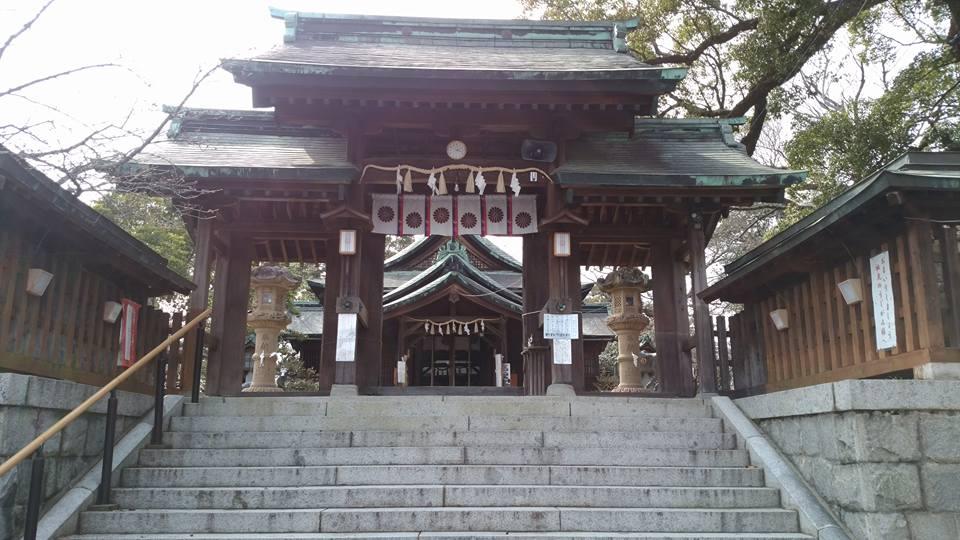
(0, 0, 56, 63)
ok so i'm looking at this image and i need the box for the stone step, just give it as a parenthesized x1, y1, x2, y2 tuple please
(110, 485, 779, 510)
(122, 465, 765, 488)
(162, 430, 737, 450)
(182, 397, 711, 419)
(168, 415, 724, 434)
(77, 508, 799, 535)
(63, 533, 814, 539)
(320, 507, 800, 534)
(137, 447, 750, 468)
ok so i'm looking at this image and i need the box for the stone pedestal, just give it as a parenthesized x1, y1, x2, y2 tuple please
(243, 266, 300, 393)
(597, 267, 653, 392)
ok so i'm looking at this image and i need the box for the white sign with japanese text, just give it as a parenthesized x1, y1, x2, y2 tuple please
(543, 313, 579, 340)
(870, 251, 897, 350)
(336, 313, 358, 362)
(552, 339, 572, 365)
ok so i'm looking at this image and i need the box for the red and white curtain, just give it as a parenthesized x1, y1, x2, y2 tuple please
(117, 299, 141, 368)
(372, 194, 538, 237)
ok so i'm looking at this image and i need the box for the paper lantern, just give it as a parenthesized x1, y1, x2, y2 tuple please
(769, 308, 789, 331)
(838, 278, 863, 305)
(553, 232, 572, 257)
(339, 229, 357, 255)
(26, 268, 53, 297)
(103, 301, 123, 323)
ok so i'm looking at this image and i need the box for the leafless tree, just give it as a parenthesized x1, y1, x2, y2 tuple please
(0, 0, 219, 205)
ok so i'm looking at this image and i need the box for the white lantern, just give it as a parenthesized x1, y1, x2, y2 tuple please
(103, 301, 123, 323)
(553, 232, 571, 257)
(838, 278, 863, 305)
(339, 229, 357, 255)
(25, 269, 53, 297)
(769, 308, 789, 331)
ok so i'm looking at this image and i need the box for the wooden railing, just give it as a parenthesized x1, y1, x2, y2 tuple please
(715, 222, 960, 395)
(0, 228, 178, 393)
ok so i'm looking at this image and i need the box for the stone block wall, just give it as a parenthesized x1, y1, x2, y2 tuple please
(0, 373, 152, 540)
(736, 380, 960, 540)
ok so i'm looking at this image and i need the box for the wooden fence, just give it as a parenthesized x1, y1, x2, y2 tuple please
(0, 228, 182, 394)
(714, 221, 960, 395)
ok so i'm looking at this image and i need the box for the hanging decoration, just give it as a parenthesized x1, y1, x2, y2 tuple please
(465, 171, 476, 193)
(495, 171, 506, 193)
(475, 168, 487, 195)
(372, 193, 538, 237)
(411, 317, 497, 336)
(437, 171, 448, 195)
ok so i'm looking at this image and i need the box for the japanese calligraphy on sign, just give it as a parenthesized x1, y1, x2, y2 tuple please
(552, 338, 573, 365)
(870, 251, 897, 350)
(543, 313, 579, 340)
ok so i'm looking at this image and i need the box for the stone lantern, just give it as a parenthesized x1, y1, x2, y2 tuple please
(597, 267, 653, 392)
(243, 265, 300, 393)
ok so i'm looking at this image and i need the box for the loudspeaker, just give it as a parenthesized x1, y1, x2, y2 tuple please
(520, 139, 558, 162)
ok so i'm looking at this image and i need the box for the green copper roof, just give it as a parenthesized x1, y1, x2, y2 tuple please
(223, 10, 684, 87)
(383, 239, 522, 309)
(555, 117, 805, 188)
(702, 151, 960, 302)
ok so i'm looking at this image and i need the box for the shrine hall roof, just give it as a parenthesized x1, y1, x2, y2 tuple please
(555, 118, 806, 187)
(222, 10, 685, 84)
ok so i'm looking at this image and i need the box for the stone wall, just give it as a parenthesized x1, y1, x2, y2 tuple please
(0, 373, 153, 540)
(736, 380, 960, 540)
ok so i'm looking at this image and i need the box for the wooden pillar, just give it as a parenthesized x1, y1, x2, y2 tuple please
(544, 229, 584, 393)
(522, 232, 551, 395)
(651, 240, 694, 395)
(688, 212, 717, 394)
(181, 218, 213, 396)
(320, 205, 374, 395)
(319, 248, 340, 392)
(356, 231, 385, 389)
(908, 218, 953, 379)
(206, 233, 253, 396)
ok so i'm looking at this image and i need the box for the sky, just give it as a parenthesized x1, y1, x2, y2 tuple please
(0, 0, 530, 261)
(0, 0, 928, 276)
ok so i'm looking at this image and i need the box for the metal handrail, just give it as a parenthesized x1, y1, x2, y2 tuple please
(0, 307, 212, 478)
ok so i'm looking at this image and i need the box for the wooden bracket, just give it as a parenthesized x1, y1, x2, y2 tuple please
(337, 296, 368, 328)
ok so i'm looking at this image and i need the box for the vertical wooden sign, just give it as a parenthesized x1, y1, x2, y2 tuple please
(870, 251, 897, 350)
(335, 313, 358, 362)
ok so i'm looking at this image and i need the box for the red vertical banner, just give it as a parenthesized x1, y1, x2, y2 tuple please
(117, 299, 141, 368)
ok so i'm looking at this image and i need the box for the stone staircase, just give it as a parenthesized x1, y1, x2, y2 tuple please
(63, 396, 812, 539)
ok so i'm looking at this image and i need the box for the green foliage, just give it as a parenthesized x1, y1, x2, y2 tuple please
(385, 235, 416, 258)
(276, 338, 320, 392)
(780, 49, 960, 229)
(91, 192, 193, 279)
(594, 340, 620, 392)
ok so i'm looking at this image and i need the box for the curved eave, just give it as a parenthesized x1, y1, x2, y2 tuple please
(555, 171, 807, 188)
(116, 162, 358, 182)
(383, 272, 522, 316)
(383, 254, 522, 306)
(223, 58, 686, 83)
(384, 237, 443, 271)
(466, 236, 522, 272)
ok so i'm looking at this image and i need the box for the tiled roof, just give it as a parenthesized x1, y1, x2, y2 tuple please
(223, 11, 685, 85)
(130, 131, 355, 179)
(242, 41, 661, 78)
(555, 119, 805, 187)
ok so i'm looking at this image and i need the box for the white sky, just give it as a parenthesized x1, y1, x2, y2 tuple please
(1, 0, 530, 262)
(1, 1, 927, 276)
